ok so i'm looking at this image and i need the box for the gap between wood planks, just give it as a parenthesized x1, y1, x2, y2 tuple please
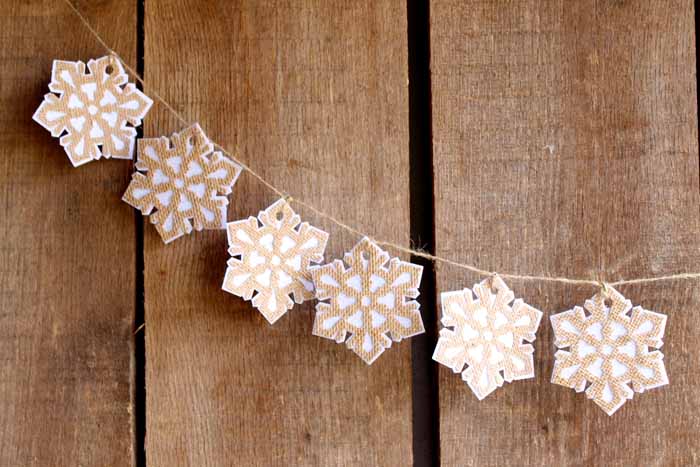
(407, 1, 440, 466)
(696, 0, 700, 212)
(133, 1, 146, 466)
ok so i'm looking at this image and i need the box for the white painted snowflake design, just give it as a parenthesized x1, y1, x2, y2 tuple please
(551, 286, 668, 415)
(122, 124, 242, 243)
(310, 237, 424, 364)
(433, 276, 543, 400)
(222, 199, 329, 324)
(32, 56, 152, 167)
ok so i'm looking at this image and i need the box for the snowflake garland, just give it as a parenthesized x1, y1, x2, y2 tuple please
(433, 276, 543, 400)
(123, 124, 242, 243)
(33, 56, 153, 167)
(222, 199, 329, 324)
(310, 237, 424, 364)
(551, 286, 668, 415)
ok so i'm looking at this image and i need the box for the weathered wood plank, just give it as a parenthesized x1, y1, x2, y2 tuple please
(431, 1, 700, 465)
(144, 1, 413, 465)
(0, 1, 137, 465)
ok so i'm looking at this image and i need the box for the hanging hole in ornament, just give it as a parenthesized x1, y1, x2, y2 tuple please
(275, 210, 284, 221)
(105, 64, 114, 75)
(603, 298, 612, 308)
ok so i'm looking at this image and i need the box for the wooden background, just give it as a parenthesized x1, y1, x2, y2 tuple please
(2, 0, 699, 466)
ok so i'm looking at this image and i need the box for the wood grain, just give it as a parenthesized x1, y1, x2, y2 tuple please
(431, 0, 700, 465)
(0, 1, 137, 465)
(144, 1, 413, 465)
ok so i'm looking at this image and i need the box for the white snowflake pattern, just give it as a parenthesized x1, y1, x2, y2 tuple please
(310, 237, 424, 364)
(551, 286, 668, 415)
(222, 199, 329, 324)
(122, 124, 242, 243)
(433, 276, 543, 400)
(33, 56, 152, 167)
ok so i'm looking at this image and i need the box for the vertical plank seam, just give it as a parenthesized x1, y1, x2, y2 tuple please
(407, 1, 439, 466)
(695, 0, 700, 210)
(134, 0, 147, 466)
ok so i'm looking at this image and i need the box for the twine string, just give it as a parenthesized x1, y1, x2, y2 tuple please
(61, 0, 700, 289)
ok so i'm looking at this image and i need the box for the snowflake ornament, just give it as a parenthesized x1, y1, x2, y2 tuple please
(551, 286, 668, 415)
(123, 124, 242, 243)
(32, 56, 153, 167)
(433, 276, 543, 400)
(310, 237, 424, 364)
(222, 199, 329, 324)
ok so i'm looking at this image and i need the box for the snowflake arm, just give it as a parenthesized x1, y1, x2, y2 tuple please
(503, 299, 541, 382)
(123, 124, 242, 243)
(511, 300, 542, 343)
(311, 259, 352, 343)
(629, 306, 666, 349)
(432, 290, 473, 373)
(383, 258, 424, 340)
(550, 306, 587, 349)
(33, 57, 152, 166)
(310, 238, 425, 364)
(286, 223, 330, 303)
(222, 199, 329, 324)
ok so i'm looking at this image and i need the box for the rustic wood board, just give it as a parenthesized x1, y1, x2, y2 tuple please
(0, 1, 137, 465)
(431, 0, 700, 465)
(143, 1, 413, 465)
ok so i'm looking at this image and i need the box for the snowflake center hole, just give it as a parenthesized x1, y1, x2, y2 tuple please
(271, 255, 281, 266)
(483, 330, 494, 341)
(88, 105, 98, 115)
(361, 296, 371, 307)
(601, 344, 613, 356)
(174, 178, 184, 188)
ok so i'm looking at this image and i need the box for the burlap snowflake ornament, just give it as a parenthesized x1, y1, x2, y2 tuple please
(123, 124, 242, 243)
(310, 237, 424, 364)
(33, 56, 152, 167)
(551, 286, 668, 415)
(433, 276, 543, 400)
(222, 199, 329, 324)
